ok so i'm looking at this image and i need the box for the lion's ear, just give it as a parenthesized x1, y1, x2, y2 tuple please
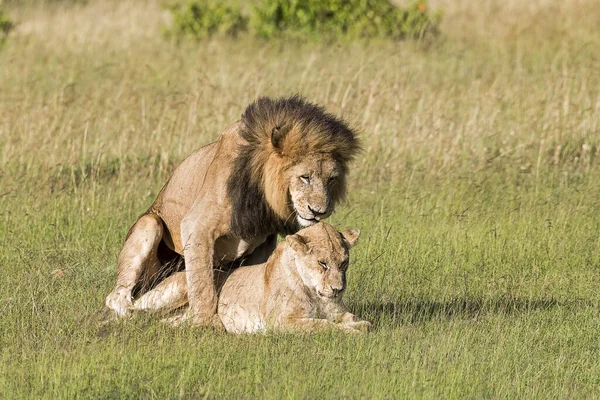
(286, 234, 308, 254)
(341, 229, 360, 248)
(271, 125, 285, 150)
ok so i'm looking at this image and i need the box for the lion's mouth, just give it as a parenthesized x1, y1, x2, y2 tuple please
(296, 213, 319, 227)
(316, 290, 338, 299)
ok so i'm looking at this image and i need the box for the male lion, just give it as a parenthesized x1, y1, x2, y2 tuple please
(134, 222, 371, 334)
(105, 96, 360, 326)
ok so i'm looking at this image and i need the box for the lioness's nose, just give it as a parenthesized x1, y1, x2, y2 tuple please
(330, 285, 343, 295)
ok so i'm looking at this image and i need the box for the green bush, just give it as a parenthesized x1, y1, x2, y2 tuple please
(252, 0, 441, 40)
(166, 0, 441, 41)
(166, 1, 248, 40)
(0, 9, 14, 38)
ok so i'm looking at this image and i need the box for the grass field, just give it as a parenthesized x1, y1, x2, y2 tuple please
(1, 0, 600, 398)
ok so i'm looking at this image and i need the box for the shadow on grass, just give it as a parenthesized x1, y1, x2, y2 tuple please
(353, 297, 597, 327)
(91, 297, 597, 336)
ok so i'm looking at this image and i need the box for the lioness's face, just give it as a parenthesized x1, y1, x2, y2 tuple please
(287, 155, 341, 228)
(286, 223, 360, 299)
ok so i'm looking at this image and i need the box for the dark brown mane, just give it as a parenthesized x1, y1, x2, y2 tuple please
(227, 142, 299, 240)
(226, 95, 361, 240)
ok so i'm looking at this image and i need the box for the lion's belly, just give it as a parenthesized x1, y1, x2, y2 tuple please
(214, 235, 265, 263)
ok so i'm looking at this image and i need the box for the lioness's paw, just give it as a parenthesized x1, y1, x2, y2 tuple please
(342, 320, 372, 333)
(105, 288, 133, 317)
(336, 323, 364, 334)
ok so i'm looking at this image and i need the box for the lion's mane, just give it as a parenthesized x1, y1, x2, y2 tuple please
(227, 95, 360, 240)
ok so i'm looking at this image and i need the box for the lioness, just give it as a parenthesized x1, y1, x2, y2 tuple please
(134, 222, 371, 334)
(105, 96, 360, 326)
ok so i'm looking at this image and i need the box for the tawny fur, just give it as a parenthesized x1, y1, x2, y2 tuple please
(134, 223, 371, 334)
(105, 96, 360, 326)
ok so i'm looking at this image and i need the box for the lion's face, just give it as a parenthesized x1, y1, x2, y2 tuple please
(286, 223, 360, 299)
(287, 155, 342, 228)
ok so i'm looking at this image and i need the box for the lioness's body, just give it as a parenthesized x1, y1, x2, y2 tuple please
(105, 96, 360, 326)
(135, 223, 371, 334)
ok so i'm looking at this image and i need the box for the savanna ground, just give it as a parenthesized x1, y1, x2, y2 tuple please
(1, 0, 600, 397)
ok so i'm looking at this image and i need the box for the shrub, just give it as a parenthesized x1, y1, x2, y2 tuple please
(0, 9, 14, 43)
(166, 1, 248, 40)
(166, 0, 441, 41)
(253, 0, 440, 40)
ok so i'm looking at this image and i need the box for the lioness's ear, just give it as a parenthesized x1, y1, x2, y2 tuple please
(341, 229, 360, 248)
(271, 125, 284, 150)
(286, 234, 308, 254)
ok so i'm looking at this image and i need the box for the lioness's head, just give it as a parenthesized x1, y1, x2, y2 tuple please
(285, 222, 360, 299)
(229, 96, 360, 238)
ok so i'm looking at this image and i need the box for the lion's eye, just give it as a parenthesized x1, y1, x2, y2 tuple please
(328, 176, 338, 184)
(340, 260, 349, 271)
(318, 261, 328, 271)
(300, 175, 310, 184)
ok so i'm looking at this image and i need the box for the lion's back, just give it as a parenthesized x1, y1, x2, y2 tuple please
(150, 123, 243, 252)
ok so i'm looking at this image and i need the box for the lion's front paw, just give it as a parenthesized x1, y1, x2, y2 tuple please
(341, 320, 372, 333)
(163, 311, 225, 332)
(105, 287, 133, 317)
(192, 313, 225, 332)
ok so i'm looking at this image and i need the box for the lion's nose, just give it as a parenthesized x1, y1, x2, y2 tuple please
(330, 285, 343, 295)
(308, 205, 327, 218)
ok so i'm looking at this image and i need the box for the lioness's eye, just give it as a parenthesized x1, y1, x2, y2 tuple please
(328, 176, 338, 184)
(300, 175, 310, 184)
(318, 261, 328, 271)
(340, 260, 349, 270)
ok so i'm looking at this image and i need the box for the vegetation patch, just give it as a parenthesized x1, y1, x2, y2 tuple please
(252, 0, 441, 40)
(166, 1, 248, 39)
(0, 8, 13, 45)
(167, 0, 441, 40)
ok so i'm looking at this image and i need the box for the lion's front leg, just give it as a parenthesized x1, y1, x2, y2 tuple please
(185, 241, 219, 326)
(181, 221, 223, 328)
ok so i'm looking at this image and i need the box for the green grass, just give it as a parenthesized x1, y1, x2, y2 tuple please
(1, 0, 600, 398)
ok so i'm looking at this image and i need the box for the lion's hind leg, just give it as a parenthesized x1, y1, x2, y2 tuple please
(134, 272, 188, 312)
(105, 213, 164, 317)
